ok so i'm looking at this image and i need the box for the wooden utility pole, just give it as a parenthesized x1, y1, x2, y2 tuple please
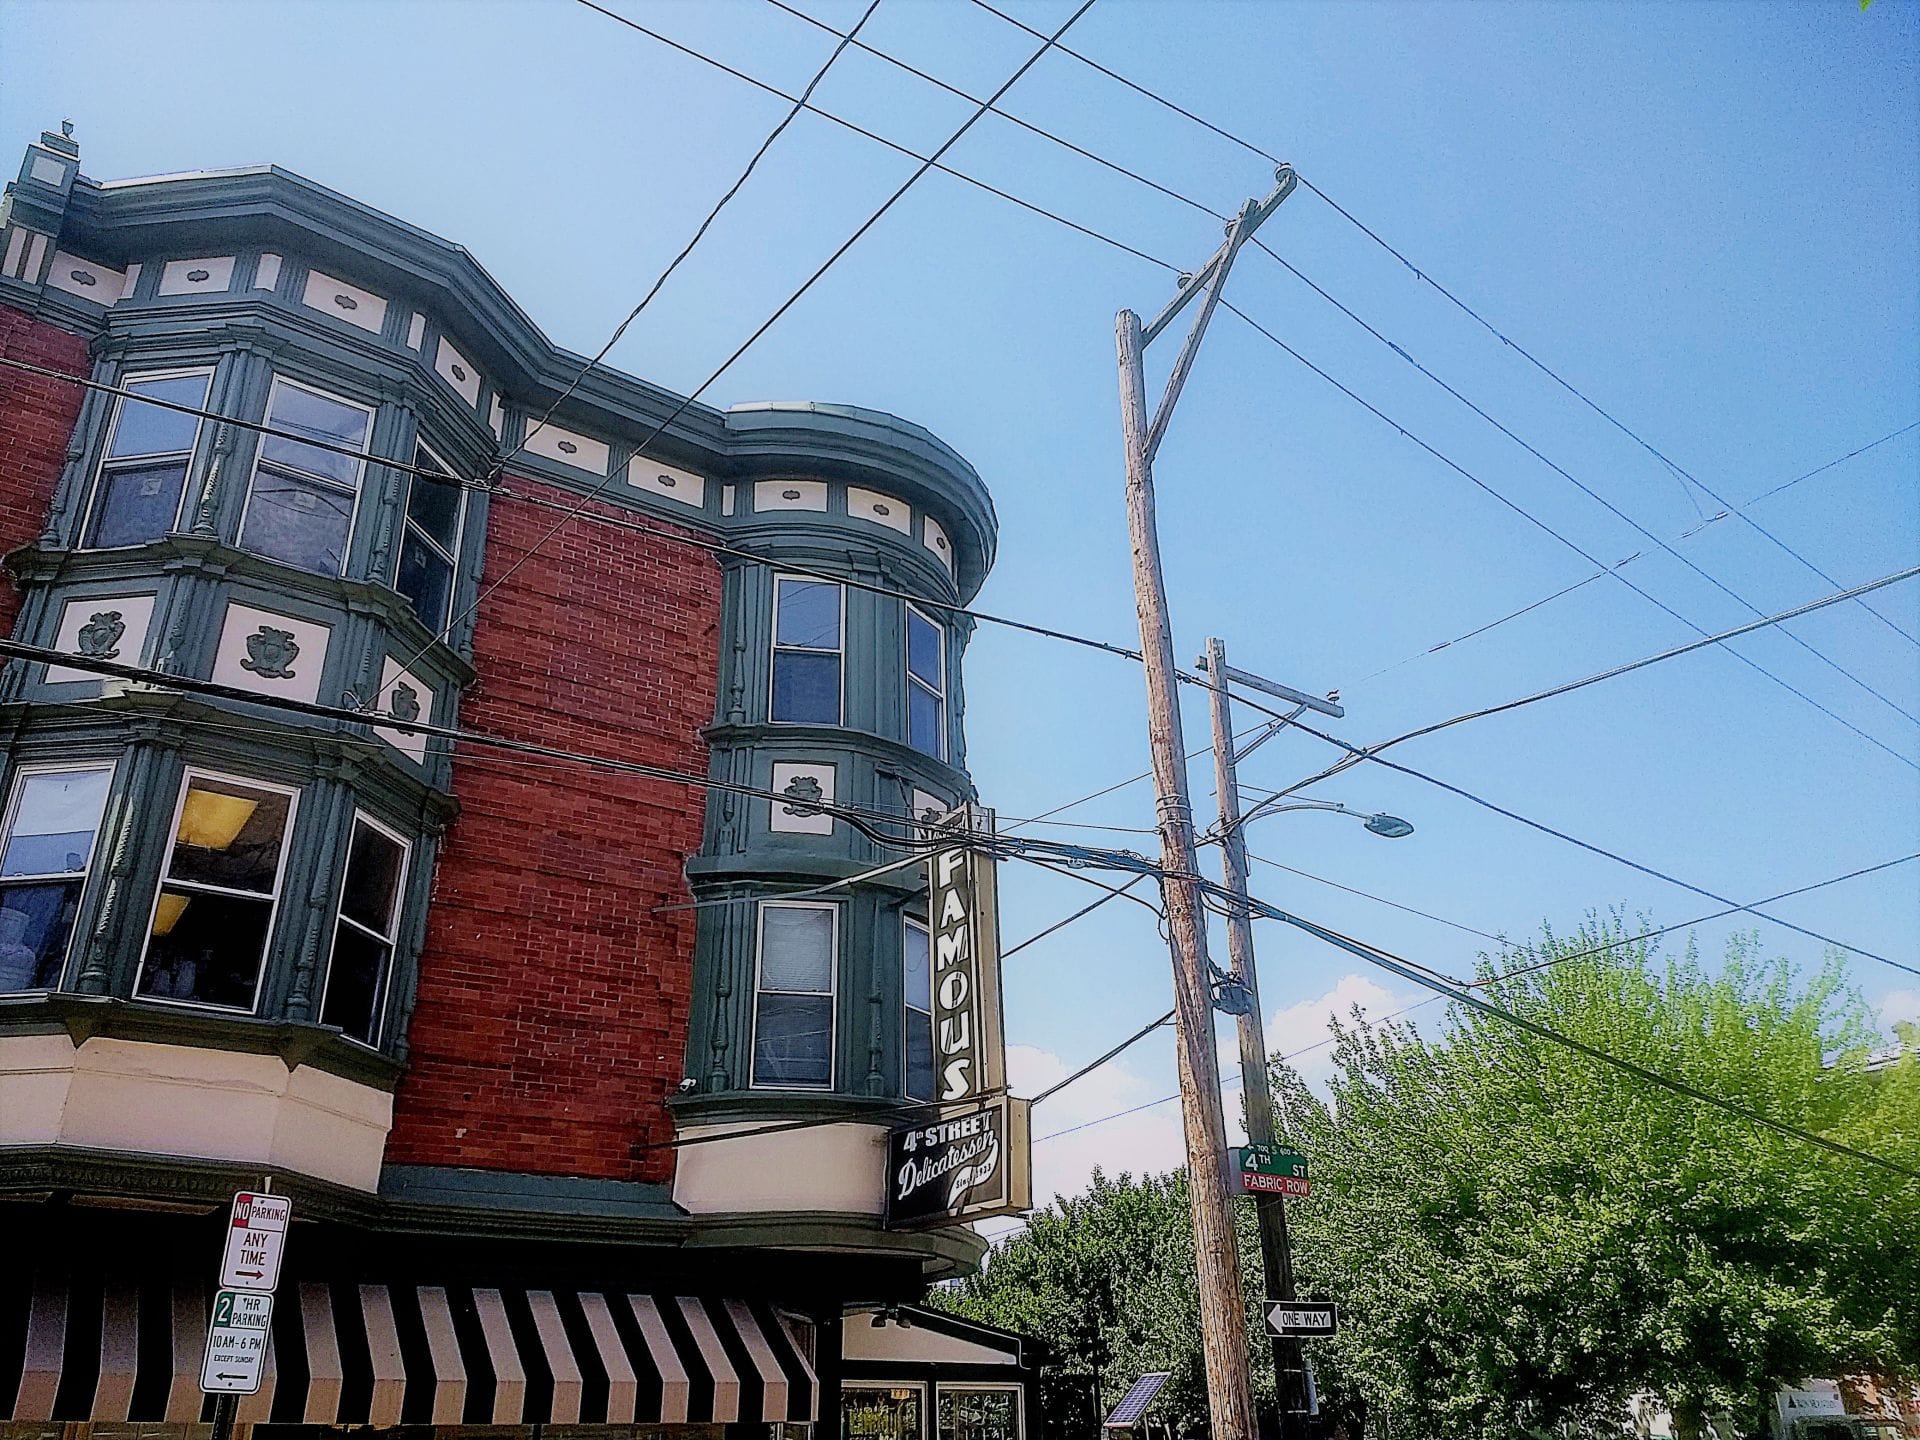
(1113, 166, 1295, 1440)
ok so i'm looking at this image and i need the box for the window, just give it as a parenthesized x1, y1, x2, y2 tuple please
(938, 1390, 1019, 1440)
(0, 765, 113, 993)
(771, 577, 842, 724)
(904, 917, 935, 1101)
(845, 1386, 924, 1440)
(238, 378, 373, 575)
(751, 901, 836, 1088)
(319, 814, 408, 1046)
(82, 371, 212, 548)
(395, 442, 465, 631)
(906, 606, 946, 759)
(135, 771, 296, 1012)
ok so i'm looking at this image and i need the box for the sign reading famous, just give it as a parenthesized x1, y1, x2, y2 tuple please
(927, 806, 1006, 1103)
(885, 1097, 1032, 1228)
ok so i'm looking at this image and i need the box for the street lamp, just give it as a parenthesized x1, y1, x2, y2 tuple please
(1235, 795, 1416, 840)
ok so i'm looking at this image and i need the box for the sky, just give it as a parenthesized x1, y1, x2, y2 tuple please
(4, 0, 1916, 1223)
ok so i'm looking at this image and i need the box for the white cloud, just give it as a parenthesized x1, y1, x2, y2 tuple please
(1880, 989, 1920, 1032)
(1004, 1041, 1187, 1213)
(1265, 973, 1407, 1081)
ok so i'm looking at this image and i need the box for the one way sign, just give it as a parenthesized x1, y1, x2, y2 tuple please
(1265, 1301, 1338, 1338)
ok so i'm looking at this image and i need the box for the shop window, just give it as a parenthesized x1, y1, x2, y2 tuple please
(846, 1386, 923, 1440)
(0, 764, 113, 993)
(395, 441, 465, 632)
(939, 1389, 1020, 1440)
(82, 371, 212, 548)
(751, 901, 836, 1088)
(906, 605, 946, 759)
(318, 814, 408, 1046)
(904, 916, 935, 1101)
(135, 771, 296, 1012)
(238, 377, 373, 576)
(771, 577, 842, 725)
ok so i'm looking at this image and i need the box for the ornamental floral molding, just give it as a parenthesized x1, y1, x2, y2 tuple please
(239, 625, 300, 680)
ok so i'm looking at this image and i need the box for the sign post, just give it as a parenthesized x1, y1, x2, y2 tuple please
(202, 1187, 291, 1437)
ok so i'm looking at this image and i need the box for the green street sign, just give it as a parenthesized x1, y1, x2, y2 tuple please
(1237, 1145, 1307, 1178)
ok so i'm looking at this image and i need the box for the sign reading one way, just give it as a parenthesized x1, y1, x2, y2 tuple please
(1265, 1301, 1338, 1338)
(200, 1289, 274, 1394)
(219, 1191, 291, 1291)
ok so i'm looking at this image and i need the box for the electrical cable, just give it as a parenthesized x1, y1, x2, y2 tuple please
(1244, 850, 1506, 945)
(1002, 874, 1151, 960)
(499, 0, 885, 475)
(1742, 420, 1920, 509)
(1217, 299, 1920, 775)
(1250, 238, 1920, 726)
(1030, 1010, 1175, 1106)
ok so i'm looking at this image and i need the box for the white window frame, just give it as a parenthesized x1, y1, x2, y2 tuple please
(0, 759, 117, 993)
(236, 374, 375, 578)
(935, 1385, 1024, 1440)
(395, 438, 467, 632)
(905, 603, 947, 761)
(748, 899, 839, 1091)
(79, 366, 214, 549)
(132, 766, 301, 1016)
(844, 1382, 928, 1440)
(769, 574, 846, 726)
(903, 915, 935, 1102)
(316, 810, 411, 1049)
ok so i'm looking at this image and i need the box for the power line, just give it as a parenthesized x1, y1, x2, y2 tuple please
(1218, 298, 1920, 775)
(1245, 849, 1505, 945)
(499, 0, 885, 475)
(1250, 238, 1920, 726)
(1003, 874, 1154, 959)
(1031, 1010, 1175, 1106)
(1743, 420, 1920, 509)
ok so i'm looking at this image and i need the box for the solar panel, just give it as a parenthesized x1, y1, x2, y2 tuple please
(1102, 1372, 1172, 1428)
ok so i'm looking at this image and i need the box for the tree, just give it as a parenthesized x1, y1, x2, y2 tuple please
(1275, 922, 1920, 1439)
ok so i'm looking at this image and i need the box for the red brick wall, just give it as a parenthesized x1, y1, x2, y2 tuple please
(389, 476, 722, 1184)
(0, 304, 90, 635)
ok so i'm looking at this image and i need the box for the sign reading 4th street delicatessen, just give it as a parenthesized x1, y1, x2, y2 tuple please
(886, 1098, 1033, 1229)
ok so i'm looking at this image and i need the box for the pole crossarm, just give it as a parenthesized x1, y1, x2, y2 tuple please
(1142, 166, 1298, 345)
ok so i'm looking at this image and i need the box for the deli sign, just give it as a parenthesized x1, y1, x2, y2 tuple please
(928, 805, 1006, 1103)
(885, 1097, 1032, 1228)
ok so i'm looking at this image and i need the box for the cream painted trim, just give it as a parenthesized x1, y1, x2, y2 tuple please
(671, 1117, 889, 1217)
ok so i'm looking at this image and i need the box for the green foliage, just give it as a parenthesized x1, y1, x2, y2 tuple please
(939, 923, 1919, 1440)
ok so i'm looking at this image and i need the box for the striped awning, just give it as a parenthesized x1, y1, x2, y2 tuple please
(3, 1274, 816, 1427)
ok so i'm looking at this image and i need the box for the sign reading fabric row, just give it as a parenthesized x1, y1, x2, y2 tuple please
(885, 1095, 1032, 1228)
(1233, 1144, 1310, 1197)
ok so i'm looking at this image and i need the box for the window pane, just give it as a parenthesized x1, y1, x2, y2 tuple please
(940, 1393, 1017, 1440)
(909, 682, 943, 759)
(760, 906, 834, 991)
(137, 887, 272, 1009)
(405, 462, 462, 551)
(907, 610, 942, 688)
(108, 375, 208, 458)
(339, 821, 404, 936)
(2, 769, 111, 878)
(907, 1009, 935, 1102)
(845, 1389, 922, 1440)
(258, 385, 369, 485)
(904, 921, 931, 1011)
(772, 652, 841, 724)
(168, 779, 290, 895)
(86, 462, 189, 547)
(775, 579, 840, 649)
(753, 993, 833, 1086)
(321, 921, 391, 1044)
(240, 468, 354, 574)
(396, 533, 454, 631)
(0, 879, 83, 991)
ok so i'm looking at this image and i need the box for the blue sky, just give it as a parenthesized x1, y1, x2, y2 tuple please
(5, 0, 1915, 1209)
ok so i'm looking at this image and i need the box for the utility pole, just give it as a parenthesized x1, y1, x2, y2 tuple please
(1203, 637, 1343, 1439)
(1114, 165, 1295, 1440)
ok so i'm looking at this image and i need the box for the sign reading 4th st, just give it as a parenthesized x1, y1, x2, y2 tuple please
(219, 1191, 291, 1291)
(200, 1289, 274, 1394)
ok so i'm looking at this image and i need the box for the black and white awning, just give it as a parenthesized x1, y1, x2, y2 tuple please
(2, 1274, 816, 1427)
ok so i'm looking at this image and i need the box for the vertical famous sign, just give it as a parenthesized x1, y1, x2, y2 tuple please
(928, 805, 1006, 1103)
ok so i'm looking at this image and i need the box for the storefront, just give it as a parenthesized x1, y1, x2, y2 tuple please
(841, 1307, 1038, 1440)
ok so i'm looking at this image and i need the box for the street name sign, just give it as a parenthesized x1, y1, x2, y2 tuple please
(219, 1191, 291, 1291)
(1233, 1145, 1310, 1198)
(200, 1290, 274, 1394)
(1265, 1301, 1338, 1338)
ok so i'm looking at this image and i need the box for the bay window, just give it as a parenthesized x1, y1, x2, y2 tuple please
(395, 441, 465, 631)
(82, 371, 211, 548)
(904, 916, 935, 1101)
(319, 814, 409, 1046)
(751, 900, 837, 1088)
(770, 577, 842, 724)
(135, 771, 296, 1012)
(906, 605, 946, 759)
(0, 764, 113, 993)
(238, 377, 373, 575)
